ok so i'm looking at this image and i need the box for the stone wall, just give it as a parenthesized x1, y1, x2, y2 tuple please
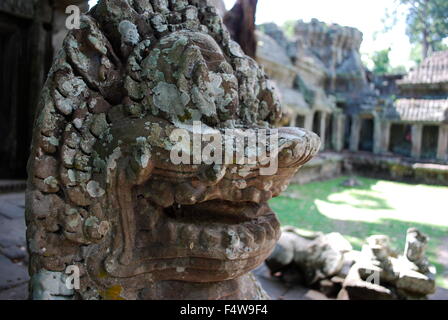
(0, 0, 89, 179)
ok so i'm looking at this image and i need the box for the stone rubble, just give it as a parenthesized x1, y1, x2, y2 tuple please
(266, 227, 437, 299)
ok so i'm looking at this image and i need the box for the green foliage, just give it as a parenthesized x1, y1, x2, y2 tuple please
(372, 48, 392, 74)
(269, 176, 448, 288)
(281, 20, 296, 38)
(384, 0, 448, 60)
(390, 65, 407, 74)
(410, 43, 423, 66)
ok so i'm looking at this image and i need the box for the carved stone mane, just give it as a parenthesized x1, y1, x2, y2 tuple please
(26, 0, 320, 300)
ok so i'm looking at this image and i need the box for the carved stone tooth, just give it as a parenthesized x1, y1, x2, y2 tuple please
(174, 182, 206, 205)
(144, 181, 174, 208)
(260, 190, 273, 202)
(242, 227, 255, 249)
(179, 224, 198, 247)
(199, 228, 221, 249)
(243, 187, 261, 203)
(226, 188, 242, 202)
(253, 223, 267, 246)
(160, 220, 177, 245)
(261, 221, 275, 242)
(147, 204, 163, 230)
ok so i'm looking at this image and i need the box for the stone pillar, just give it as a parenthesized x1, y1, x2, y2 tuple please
(380, 122, 391, 154)
(373, 114, 382, 154)
(437, 125, 448, 161)
(332, 113, 345, 152)
(319, 113, 327, 151)
(304, 114, 313, 132)
(411, 124, 423, 159)
(349, 115, 361, 152)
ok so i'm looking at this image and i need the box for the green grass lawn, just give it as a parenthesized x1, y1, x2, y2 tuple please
(269, 176, 448, 288)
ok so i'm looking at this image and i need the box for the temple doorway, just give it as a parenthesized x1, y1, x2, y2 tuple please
(389, 124, 412, 157)
(325, 114, 332, 150)
(359, 117, 374, 152)
(312, 111, 322, 137)
(421, 125, 439, 160)
(0, 14, 31, 179)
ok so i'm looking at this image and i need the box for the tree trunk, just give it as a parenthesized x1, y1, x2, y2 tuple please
(422, 29, 430, 59)
(421, 0, 430, 59)
(223, 0, 258, 59)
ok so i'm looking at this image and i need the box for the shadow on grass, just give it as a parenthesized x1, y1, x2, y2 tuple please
(328, 192, 394, 210)
(269, 176, 448, 287)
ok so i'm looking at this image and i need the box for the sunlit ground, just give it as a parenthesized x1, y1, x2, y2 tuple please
(269, 176, 448, 288)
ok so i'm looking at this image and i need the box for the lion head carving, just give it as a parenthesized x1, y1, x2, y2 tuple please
(26, 0, 320, 300)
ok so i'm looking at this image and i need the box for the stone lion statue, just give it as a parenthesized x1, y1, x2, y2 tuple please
(26, 0, 320, 300)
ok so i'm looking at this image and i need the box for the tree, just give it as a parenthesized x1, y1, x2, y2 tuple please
(384, 0, 448, 60)
(281, 20, 296, 38)
(372, 48, 392, 75)
(223, 0, 258, 58)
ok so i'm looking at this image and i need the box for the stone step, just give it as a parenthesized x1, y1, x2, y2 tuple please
(0, 180, 26, 194)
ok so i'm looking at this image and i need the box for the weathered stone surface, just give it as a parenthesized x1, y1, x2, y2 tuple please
(396, 268, 436, 296)
(0, 255, 29, 291)
(0, 216, 26, 248)
(339, 263, 397, 300)
(0, 282, 28, 300)
(26, 0, 320, 300)
(266, 228, 351, 286)
(340, 229, 436, 300)
(0, 202, 24, 220)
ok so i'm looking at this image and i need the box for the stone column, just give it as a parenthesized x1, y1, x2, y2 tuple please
(373, 114, 382, 155)
(411, 124, 423, 159)
(379, 122, 391, 154)
(304, 113, 313, 132)
(437, 125, 448, 161)
(319, 113, 327, 151)
(349, 115, 361, 152)
(332, 113, 345, 152)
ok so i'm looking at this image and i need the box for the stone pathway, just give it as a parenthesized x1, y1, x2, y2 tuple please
(0, 191, 447, 300)
(0, 192, 29, 300)
(253, 264, 330, 300)
(437, 237, 448, 286)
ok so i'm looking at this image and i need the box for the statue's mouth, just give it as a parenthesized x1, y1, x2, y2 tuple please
(158, 199, 281, 261)
(97, 125, 320, 283)
(112, 196, 281, 283)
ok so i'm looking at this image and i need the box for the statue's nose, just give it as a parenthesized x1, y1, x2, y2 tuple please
(276, 127, 321, 169)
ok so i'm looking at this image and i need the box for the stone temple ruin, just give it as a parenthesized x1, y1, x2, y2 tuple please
(267, 227, 436, 300)
(255, 19, 448, 185)
(26, 0, 320, 300)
